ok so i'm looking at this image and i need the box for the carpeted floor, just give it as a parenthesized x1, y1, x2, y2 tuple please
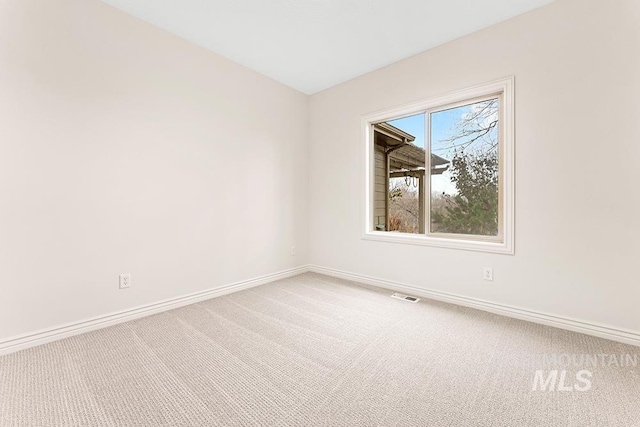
(1, 273, 639, 426)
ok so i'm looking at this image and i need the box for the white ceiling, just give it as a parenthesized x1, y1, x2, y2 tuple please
(101, 0, 555, 94)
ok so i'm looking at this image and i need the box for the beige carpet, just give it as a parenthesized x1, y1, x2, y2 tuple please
(1, 273, 639, 426)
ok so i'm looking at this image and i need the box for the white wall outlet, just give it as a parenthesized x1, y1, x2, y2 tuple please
(290, 246, 296, 256)
(483, 267, 494, 281)
(119, 273, 131, 289)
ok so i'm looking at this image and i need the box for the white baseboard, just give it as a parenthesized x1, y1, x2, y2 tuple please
(0, 266, 308, 356)
(309, 265, 640, 347)
(4, 264, 638, 356)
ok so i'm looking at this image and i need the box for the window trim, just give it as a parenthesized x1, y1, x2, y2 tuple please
(362, 77, 515, 254)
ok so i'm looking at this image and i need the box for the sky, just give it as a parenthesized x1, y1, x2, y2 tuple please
(388, 100, 498, 196)
(389, 108, 466, 195)
(388, 108, 462, 152)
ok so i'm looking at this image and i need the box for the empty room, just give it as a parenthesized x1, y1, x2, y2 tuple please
(1, 0, 639, 425)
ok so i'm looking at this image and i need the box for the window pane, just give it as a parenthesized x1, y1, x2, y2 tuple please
(372, 113, 426, 234)
(430, 98, 500, 236)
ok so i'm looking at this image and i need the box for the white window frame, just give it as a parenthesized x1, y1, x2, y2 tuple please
(362, 77, 515, 254)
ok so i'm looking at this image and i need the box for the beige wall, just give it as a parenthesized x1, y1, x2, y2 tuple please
(309, 0, 640, 334)
(0, 0, 309, 340)
(1, 0, 639, 346)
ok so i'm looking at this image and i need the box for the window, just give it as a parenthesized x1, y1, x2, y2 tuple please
(363, 78, 514, 254)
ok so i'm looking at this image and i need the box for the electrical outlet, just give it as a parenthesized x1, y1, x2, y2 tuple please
(483, 267, 494, 281)
(119, 273, 131, 289)
(290, 246, 296, 256)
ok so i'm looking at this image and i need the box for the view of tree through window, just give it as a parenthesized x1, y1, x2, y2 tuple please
(430, 97, 500, 236)
(373, 96, 500, 238)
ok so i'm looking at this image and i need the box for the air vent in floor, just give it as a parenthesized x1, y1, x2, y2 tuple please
(391, 292, 420, 303)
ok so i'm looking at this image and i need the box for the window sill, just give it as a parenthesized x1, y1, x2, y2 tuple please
(362, 231, 514, 255)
